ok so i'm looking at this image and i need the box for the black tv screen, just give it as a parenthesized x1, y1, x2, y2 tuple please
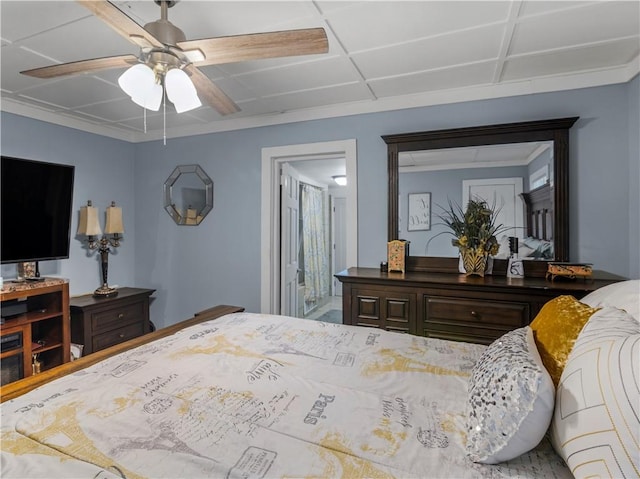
(1, 156, 75, 264)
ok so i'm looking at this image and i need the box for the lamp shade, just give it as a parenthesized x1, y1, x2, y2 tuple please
(165, 68, 201, 113)
(78, 204, 102, 236)
(118, 64, 162, 111)
(105, 203, 124, 234)
(131, 82, 163, 111)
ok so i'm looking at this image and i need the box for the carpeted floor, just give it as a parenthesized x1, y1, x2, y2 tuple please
(313, 309, 343, 324)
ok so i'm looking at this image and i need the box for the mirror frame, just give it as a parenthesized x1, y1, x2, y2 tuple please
(383, 117, 579, 275)
(163, 164, 213, 226)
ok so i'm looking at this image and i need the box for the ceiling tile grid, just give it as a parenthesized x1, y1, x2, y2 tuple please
(1, 0, 638, 142)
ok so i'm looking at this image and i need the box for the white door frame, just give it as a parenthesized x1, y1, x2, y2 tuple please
(261, 139, 357, 314)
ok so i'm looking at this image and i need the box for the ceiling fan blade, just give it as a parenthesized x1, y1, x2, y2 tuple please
(178, 28, 328, 66)
(184, 65, 240, 116)
(21, 55, 139, 79)
(76, 0, 163, 48)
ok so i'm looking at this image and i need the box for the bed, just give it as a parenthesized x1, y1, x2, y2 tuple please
(1, 282, 638, 479)
(519, 183, 555, 259)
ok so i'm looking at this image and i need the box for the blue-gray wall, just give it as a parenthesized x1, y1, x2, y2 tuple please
(0, 115, 136, 294)
(2, 77, 638, 327)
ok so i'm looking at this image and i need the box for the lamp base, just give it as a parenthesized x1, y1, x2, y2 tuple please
(93, 285, 118, 298)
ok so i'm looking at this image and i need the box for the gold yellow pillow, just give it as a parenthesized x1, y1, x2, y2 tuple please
(530, 295, 599, 386)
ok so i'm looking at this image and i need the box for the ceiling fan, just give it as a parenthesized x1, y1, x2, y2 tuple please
(21, 0, 329, 115)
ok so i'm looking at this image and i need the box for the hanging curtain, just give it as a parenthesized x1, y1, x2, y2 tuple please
(302, 184, 329, 306)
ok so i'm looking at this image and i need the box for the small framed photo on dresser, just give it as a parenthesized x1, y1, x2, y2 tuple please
(408, 192, 431, 231)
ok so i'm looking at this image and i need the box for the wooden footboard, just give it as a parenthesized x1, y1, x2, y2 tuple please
(0, 305, 244, 403)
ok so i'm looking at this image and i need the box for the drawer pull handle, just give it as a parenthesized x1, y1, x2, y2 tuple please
(119, 333, 125, 338)
(470, 311, 479, 318)
(118, 313, 125, 319)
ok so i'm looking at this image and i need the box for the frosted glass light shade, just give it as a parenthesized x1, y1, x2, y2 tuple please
(165, 68, 201, 113)
(105, 204, 124, 234)
(77, 204, 102, 236)
(118, 64, 162, 111)
(118, 64, 155, 97)
(131, 82, 162, 111)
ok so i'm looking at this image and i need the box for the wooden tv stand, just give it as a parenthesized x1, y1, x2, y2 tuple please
(0, 278, 70, 385)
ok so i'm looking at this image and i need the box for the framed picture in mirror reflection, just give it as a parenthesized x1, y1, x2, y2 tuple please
(408, 192, 431, 231)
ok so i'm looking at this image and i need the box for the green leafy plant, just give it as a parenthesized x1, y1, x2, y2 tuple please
(438, 198, 503, 256)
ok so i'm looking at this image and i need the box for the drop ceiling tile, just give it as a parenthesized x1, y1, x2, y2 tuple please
(369, 61, 496, 98)
(17, 76, 124, 109)
(518, 1, 591, 18)
(0, 1, 88, 42)
(236, 57, 360, 96)
(260, 82, 371, 111)
(353, 25, 503, 79)
(19, 16, 136, 64)
(510, 1, 640, 55)
(315, 2, 360, 15)
(75, 98, 153, 123)
(324, 1, 510, 52)
(502, 38, 640, 81)
(92, 69, 128, 88)
(213, 37, 341, 76)
(122, 1, 322, 39)
(0, 45, 60, 92)
(198, 76, 258, 104)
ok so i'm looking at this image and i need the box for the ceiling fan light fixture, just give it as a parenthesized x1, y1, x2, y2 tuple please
(131, 82, 163, 111)
(118, 63, 156, 98)
(165, 68, 201, 113)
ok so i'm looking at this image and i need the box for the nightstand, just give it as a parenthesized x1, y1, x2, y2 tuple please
(70, 287, 155, 355)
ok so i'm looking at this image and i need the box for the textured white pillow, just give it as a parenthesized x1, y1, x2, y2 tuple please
(580, 279, 640, 320)
(465, 326, 555, 464)
(550, 307, 639, 479)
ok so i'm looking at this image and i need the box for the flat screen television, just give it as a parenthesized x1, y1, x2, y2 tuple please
(1, 156, 75, 265)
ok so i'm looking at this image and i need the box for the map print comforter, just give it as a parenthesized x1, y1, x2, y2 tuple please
(1, 312, 571, 478)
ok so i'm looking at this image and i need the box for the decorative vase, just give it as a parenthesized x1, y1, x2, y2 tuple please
(460, 247, 489, 277)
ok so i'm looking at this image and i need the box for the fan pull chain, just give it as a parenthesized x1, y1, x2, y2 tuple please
(163, 86, 167, 146)
(143, 106, 147, 133)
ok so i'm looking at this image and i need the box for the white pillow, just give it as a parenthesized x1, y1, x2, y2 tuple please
(550, 307, 639, 479)
(580, 279, 639, 320)
(465, 326, 555, 464)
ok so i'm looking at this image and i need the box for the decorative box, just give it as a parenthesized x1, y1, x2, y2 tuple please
(546, 262, 593, 281)
(387, 240, 408, 273)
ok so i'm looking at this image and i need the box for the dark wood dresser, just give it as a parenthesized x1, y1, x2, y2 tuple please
(70, 287, 155, 355)
(335, 267, 619, 345)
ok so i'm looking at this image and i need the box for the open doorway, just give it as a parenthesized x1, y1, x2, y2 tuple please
(260, 140, 357, 315)
(283, 159, 347, 320)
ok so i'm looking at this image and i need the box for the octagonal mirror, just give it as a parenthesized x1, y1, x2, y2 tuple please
(163, 164, 213, 225)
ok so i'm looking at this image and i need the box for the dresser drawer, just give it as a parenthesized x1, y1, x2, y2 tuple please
(92, 321, 145, 352)
(352, 288, 414, 333)
(423, 296, 529, 344)
(425, 297, 528, 327)
(91, 302, 145, 333)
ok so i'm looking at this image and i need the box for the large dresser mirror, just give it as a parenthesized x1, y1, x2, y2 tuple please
(383, 117, 578, 275)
